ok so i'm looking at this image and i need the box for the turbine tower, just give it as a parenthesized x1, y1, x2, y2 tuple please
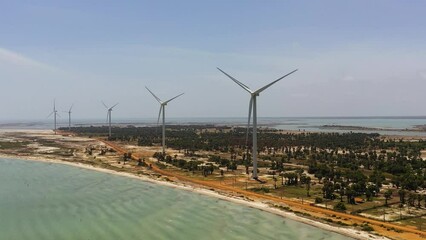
(65, 104, 73, 131)
(102, 101, 119, 137)
(217, 67, 297, 179)
(47, 99, 60, 135)
(145, 86, 184, 155)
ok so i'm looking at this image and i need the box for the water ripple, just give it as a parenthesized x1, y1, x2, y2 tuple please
(0, 158, 352, 240)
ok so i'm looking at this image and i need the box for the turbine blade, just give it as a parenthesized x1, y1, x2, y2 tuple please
(163, 93, 184, 104)
(217, 67, 253, 93)
(254, 69, 298, 94)
(69, 104, 74, 112)
(145, 86, 163, 103)
(110, 102, 119, 109)
(246, 97, 253, 145)
(56, 112, 61, 118)
(46, 111, 54, 118)
(102, 101, 108, 109)
(157, 106, 162, 126)
(106, 111, 109, 123)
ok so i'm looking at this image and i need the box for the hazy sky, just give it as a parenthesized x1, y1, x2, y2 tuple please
(1, 0, 426, 120)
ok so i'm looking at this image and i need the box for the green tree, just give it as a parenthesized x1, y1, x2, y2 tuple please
(398, 189, 406, 205)
(334, 202, 347, 212)
(384, 189, 393, 206)
(306, 176, 311, 197)
(408, 192, 416, 207)
(322, 180, 335, 200)
(346, 186, 356, 204)
(417, 194, 422, 208)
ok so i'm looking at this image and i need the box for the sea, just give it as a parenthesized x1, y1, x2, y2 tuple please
(1, 116, 426, 136)
(0, 158, 351, 240)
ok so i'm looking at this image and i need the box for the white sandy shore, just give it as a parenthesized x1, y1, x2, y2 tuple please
(0, 153, 388, 240)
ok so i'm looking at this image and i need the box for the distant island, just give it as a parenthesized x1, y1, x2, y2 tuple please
(320, 124, 426, 132)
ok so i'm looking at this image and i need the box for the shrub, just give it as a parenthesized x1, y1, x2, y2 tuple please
(334, 202, 347, 212)
(336, 221, 348, 226)
(361, 224, 374, 232)
(315, 197, 323, 204)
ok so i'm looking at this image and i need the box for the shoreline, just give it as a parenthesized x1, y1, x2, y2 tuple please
(0, 153, 387, 240)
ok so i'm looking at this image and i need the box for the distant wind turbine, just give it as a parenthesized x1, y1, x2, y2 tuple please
(63, 104, 74, 131)
(145, 86, 184, 155)
(217, 67, 298, 179)
(47, 99, 60, 135)
(102, 101, 119, 137)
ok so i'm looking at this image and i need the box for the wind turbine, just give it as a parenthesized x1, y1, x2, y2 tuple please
(145, 86, 184, 155)
(102, 101, 119, 137)
(47, 99, 60, 135)
(217, 67, 298, 179)
(63, 104, 74, 131)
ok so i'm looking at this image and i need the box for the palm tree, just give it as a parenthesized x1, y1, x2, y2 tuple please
(384, 189, 393, 206)
(306, 177, 311, 197)
(398, 189, 406, 205)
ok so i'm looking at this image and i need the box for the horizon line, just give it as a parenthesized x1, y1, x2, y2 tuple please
(1, 115, 426, 122)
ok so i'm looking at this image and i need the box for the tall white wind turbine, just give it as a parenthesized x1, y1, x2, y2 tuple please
(102, 101, 119, 137)
(217, 67, 298, 179)
(47, 99, 60, 135)
(145, 87, 184, 155)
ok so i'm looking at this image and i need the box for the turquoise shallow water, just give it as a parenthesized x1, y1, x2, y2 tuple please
(0, 158, 351, 240)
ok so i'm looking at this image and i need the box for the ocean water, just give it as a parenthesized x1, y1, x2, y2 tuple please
(0, 158, 351, 240)
(1, 116, 425, 136)
(273, 117, 426, 136)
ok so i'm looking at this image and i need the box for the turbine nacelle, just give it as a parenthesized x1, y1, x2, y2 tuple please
(103, 102, 119, 112)
(68, 104, 74, 114)
(145, 86, 184, 125)
(47, 99, 60, 118)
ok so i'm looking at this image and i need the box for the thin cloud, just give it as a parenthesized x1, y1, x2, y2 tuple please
(0, 47, 55, 71)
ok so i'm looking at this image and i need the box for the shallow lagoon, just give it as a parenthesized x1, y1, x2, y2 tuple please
(0, 158, 351, 240)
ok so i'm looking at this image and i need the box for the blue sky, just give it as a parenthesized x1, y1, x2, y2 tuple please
(1, 0, 426, 120)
